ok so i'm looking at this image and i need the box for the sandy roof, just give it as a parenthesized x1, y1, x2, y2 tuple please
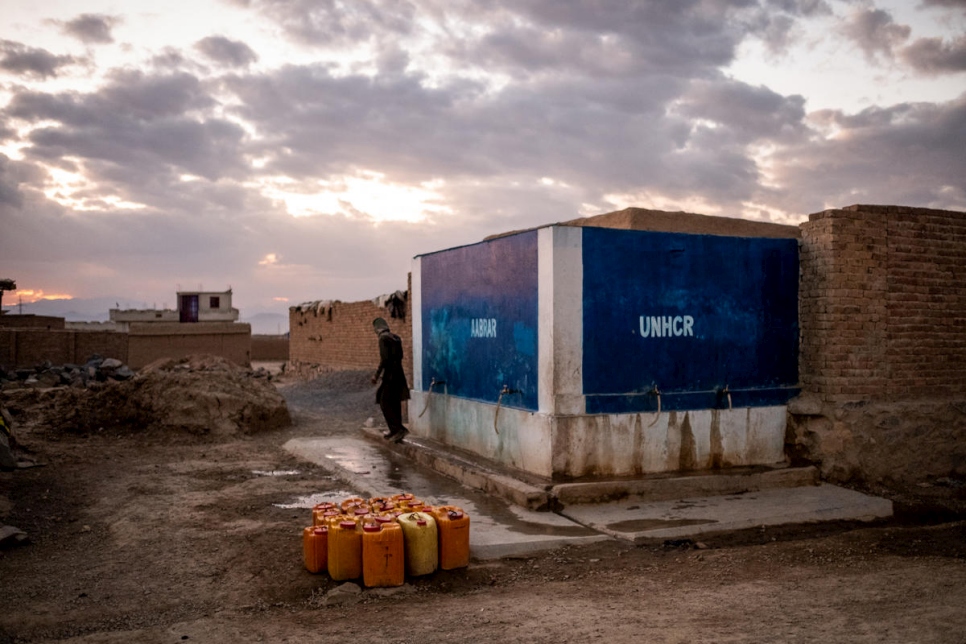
(485, 207, 801, 241)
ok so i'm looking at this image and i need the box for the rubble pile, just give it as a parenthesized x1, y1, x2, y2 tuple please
(1, 354, 291, 437)
(0, 356, 136, 391)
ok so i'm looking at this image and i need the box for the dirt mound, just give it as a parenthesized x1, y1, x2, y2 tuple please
(140, 354, 251, 376)
(3, 354, 291, 437)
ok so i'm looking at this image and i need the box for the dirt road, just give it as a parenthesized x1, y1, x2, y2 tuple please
(2, 371, 965, 643)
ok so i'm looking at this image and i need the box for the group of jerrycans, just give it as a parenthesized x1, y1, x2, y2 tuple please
(302, 493, 470, 588)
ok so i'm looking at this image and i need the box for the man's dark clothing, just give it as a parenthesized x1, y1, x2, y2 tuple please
(374, 330, 410, 437)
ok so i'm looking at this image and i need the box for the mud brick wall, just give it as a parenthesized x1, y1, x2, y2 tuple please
(73, 331, 129, 365)
(251, 335, 290, 361)
(794, 205, 966, 484)
(0, 329, 129, 368)
(127, 323, 251, 369)
(0, 315, 66, 330)
(800, 205, 966, 403)
(289, 294, 412, 384)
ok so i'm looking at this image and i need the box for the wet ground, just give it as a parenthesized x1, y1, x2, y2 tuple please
(284, 434, 605, 558)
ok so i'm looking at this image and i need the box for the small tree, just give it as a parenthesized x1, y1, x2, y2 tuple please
(0, 279, 15, 315)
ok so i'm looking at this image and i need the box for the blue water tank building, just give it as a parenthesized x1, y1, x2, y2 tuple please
(411, 217, 800, 480)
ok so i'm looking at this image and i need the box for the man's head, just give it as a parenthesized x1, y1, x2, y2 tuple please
(372, 317, 390, 334)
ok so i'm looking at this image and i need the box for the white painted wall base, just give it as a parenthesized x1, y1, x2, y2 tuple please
(410, 390, 554, 478)
(411, 390, 787, 479)
(551, 406, 787, 478)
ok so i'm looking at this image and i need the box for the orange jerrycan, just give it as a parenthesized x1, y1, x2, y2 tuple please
(341, 497, 365, 512)
(328, 519, 363, 581)
(312, 503, 338, 526)
(432, 506, 470, 570)
(317, 510, 342, 528)
(397, 512, 438, 576)
(302, 526, 328, 574)
(361, 521, 404, 588)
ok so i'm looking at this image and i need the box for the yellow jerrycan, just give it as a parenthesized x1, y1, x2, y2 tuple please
(397, 512, 438, 576)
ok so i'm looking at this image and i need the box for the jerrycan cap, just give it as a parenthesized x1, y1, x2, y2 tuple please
(448, 510, 464, 520)
(363, 523, 382, 532)
(313, 527, 327, 535)
(417, 518, 428, 526)
(354, 508, 370, 515)
(375, 516, 393, 524)
(339, 520, 357, 529)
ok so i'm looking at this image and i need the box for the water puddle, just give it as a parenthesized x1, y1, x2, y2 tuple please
(273, 491, 358, 509)
(252, 469, 300, 477)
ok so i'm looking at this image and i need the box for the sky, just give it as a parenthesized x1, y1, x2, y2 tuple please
(1, 0, 964, 320)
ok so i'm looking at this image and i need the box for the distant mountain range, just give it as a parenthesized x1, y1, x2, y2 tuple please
(1, 296, 125, 322)
(2, 297, 289, 335)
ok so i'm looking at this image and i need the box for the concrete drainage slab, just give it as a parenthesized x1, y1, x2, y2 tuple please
(285, 434, 894, 557)
(559, 484, 894, 543)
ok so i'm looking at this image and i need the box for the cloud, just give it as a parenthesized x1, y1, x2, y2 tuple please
(839, 8, 912, 63)
(920, 0, 966, 10)
(768, 94, 966, 213)
(195, 36, 259, 67)
(240, 0, 417, 47)
(0, 155, 25, 207)
(3, 69, 247, 212)
(61, 14, 119, 45)
(676, 79, 808, 144)
(902, 34, 966, 74)
(0, 40, 75, 79)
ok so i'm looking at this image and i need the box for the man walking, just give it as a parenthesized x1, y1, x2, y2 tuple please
(370, 317, 410, 442)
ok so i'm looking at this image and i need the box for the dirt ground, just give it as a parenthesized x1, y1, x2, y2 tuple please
(2, 369, 966, 644)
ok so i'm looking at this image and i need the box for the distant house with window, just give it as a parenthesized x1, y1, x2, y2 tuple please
(177, 290, 239, 324)
(109, 289, 239, 331)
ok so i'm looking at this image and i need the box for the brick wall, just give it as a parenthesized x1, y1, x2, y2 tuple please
(0, 315, 66, 330)
(0, 324, 252, 370)
(252, 335, 289, 361)
(0, 329, 128, 367)
(800, 205, 966, 403)
(794, 204, 966, 485)
(74, 331, 129, 366)
(127, 323, 251, 369)
(289, 289, 412, 384)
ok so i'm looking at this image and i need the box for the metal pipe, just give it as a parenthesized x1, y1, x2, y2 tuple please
(417, 378, 446, 418)
(647, 385, 661, 428)
(493, 385, 521, 435)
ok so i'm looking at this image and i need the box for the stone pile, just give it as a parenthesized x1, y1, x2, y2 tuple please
(0, 356, 135, 391)
(1, 354, 291, 437)
(0, 355, 280, 392)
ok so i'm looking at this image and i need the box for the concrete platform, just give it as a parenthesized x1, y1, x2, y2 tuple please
(559, 484, 894, 542)
(284, 429, 893, 559)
